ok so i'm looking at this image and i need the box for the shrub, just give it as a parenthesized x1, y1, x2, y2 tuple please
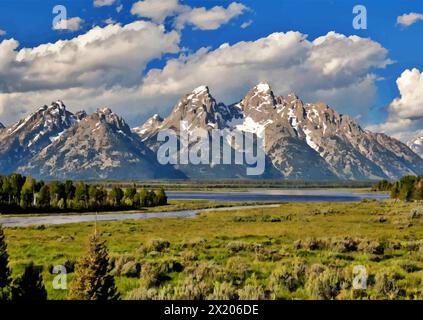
(127, 287, 159, 300)
(269, 265, 301, 295)
(305, 238, 326, 251)
(157, 259, 183, 274)
(173, 276, 212, 300)
(307, 264, 327, 278)
(139, 263, 163, 288)
(207, 282, 238, 300)
(331, 237, 358, 253)
(188, 262, 226, 283)
(374, 270, 404, 299)
(396, 260, 421, 273)
(238, 282, 266, 300)
(121, 261, 141, 278)
(112, 255, 139, 277)
(405, 241, 422, 252)
(226, 257, 251, 283)
(306, 268, 345, 300)
(182, 251, 198, 262)
(142, 239, 170, 253)
(180, 238, 206, 249)
(358, 240, 384, 255)
(226, 241, 254, 253)
(409, 207, 423, 219)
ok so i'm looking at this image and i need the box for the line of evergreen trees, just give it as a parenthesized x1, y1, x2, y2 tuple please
(0, 224, 119, 300)
(0, 173, 167, 213)
(372, 176, 423, 201)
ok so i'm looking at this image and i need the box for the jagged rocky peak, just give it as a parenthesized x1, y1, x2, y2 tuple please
(4, 100, 77, 138)
(164, 85, 233, 131)
(240, 81, 277, 112)
(150, 113, 164, 123)
(92, 107, 129, 132)
(75, 110, 88, 121)
(178, 85, 215, 112)
(133, 114, 164, 136)
(0, 122, 4, 129)
(8, 101, 76, 134)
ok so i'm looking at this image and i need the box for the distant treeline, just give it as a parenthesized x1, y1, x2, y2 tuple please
(0, 173, 167, 214)
(101, 179, 376, 190)
(372, 176, 423, 201)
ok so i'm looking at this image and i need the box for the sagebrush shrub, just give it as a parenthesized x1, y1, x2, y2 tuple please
(142, 239, 170, 254)
(112, 255, 138, 277)
(358, 240, 384, 255)
(237, 283, 266, 300)
(172, 276, 212, 300)
(226, 241, 254, 253)
(306, 268, 345, 300)
(409, 207, 423, 219)
(226, 257, 251, 283)
(374, 270, 404, 299)
(207, 282, 238, 300)
(331, 237, 358, 253)
(139, 262, 162, 288)
(127, 287, 159, 300)
(269, 265, 301, 294)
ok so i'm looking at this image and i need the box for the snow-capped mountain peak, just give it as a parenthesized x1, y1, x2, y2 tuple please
(192, 85, 209, 95)
(0, 101, 79, 173)
(408, 135, 423, 158)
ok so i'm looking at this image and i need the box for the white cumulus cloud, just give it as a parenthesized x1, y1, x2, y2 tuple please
(53, 17, 84, 32)
(131, 0, 248, 30)
(397, 12, 423, 27)
(94, 0, 116, 7)
(131, 0, 180, 23)
(367, 68, 423, 141)
(175, 2, 248, 30)
(140, 31, 391, 120)
(0, 21, 181, 123)
(0, 29, 6, 36)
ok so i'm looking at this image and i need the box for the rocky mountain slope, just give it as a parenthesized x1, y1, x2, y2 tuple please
(17, 108, 184, 180)
(0, 101, 79, 174)
(136, 82, 423, 180)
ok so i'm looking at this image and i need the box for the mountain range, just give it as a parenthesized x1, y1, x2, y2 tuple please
(1, 83, 422, 180)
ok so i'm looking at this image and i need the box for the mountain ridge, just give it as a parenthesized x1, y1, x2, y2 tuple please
(136, 83, 423, 180)
(0, 83, 422, 180)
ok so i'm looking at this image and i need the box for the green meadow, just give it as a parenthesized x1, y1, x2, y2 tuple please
(3, 200, 423, 300)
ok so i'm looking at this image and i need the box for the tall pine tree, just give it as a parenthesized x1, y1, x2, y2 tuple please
(12, 263, 47, 300)
(0, 224, 12, 300)
(68, 231, 119, 300)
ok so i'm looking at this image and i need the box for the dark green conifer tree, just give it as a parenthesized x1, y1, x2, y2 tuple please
(0, 224, 12, 300)
(12, 263, 47, 300)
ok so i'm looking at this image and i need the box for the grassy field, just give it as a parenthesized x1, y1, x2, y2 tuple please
(3, 199, 423, 300)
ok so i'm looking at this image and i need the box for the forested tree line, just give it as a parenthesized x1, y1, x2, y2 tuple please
(372, 176, 423, 201)
(0, 173, 167, 213)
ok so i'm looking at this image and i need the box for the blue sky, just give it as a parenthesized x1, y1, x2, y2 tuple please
(0, 0, 422, 141)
